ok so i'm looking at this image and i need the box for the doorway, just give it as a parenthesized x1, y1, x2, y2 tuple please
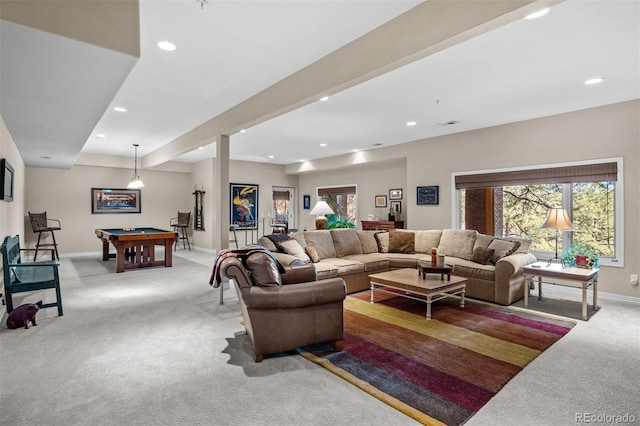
(272, 187, 295, 233)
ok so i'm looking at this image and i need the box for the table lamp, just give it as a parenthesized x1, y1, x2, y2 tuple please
(540, 207, 576, 267)
(310, 200, 335, 230)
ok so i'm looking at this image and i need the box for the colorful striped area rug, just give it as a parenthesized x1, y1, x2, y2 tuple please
(299, 291, 576, 425)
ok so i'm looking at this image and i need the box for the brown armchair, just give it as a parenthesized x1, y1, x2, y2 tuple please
(215, 252, 346, 362)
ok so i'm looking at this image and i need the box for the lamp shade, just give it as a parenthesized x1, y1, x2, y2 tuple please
(309, 200, 334, 216)
(540, 208, 576, 230)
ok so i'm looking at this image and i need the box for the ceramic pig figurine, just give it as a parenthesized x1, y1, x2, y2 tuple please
(6, 300, 43, 329)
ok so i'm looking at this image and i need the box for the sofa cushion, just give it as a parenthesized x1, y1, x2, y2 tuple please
(498, 236, 532, 254)
(318, 258, 365, 275)
(488, 239, 520, 264)
(384, 253, 424, 269)
(451, 258, 495, 282)
(470, 247, 495, 265)
(245, 253, 282, 287)
(388, 230, 415, 254)
(414, 230, 443, 254)
(437, 229, 477, 260)
(342, 253, 389, 272)
(313, 262, 339, 280)
(330, 229, 363, 257)
(374, 231, 389, 253)
(289, 231, 307, 248)
(278, 239, 311, 263)
(304, 230, 337, 262)
(357, 231, 379, 254)
(474, 233, 494, 250)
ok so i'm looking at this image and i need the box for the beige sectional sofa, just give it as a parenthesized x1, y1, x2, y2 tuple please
(258, 228, 536, 305)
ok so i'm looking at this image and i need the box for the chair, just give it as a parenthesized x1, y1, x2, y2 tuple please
(1, 235, 63, 316)
(212, 250, 346, 362)
(28, 211, 61, 261)
(170, 212, 191, 251)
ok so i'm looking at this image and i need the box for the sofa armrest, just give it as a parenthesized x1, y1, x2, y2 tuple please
(241, 277, 346, 310)
(495, 252, 537, 277)
(281, 263, 317, 285)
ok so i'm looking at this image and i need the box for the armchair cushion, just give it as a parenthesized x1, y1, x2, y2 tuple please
(245, 253, 282, 287)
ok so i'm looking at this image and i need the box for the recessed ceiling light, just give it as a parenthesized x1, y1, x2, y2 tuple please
(114, 106, 127, 112)
(299, 159, 307, 162)
(240, 129, 246, 133)
(585, 77, 604, 85)
(406, 121, 417, 126)
(320, 143, 327, 147)
(198, 147, 204, 150)
(320, 96, 329, 101)
(39, 156, 52, 160)
(96, 134, 106, 139)
(352, 149, 360, 153)
(438, 120, 459, 126)
(268, 155, 274, 159)
(157, 40, 176, 51)
(524, 8, 550, 20)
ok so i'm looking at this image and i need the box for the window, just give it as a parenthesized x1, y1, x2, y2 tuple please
(454, 159, 622, 267)
(317, 185, 357, 225)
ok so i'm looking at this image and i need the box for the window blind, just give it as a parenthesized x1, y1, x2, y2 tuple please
(455, 162, 617, 190)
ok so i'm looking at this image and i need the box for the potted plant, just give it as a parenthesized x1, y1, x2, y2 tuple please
(561, 242, 599, 269)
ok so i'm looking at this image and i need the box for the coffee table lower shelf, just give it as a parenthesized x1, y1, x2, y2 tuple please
(369, 269, 467, 320)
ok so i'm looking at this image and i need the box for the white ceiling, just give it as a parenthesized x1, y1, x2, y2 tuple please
(2, 0, 639, 169)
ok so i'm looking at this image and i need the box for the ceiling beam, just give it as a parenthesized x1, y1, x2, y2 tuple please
(143, 0, 561, 168)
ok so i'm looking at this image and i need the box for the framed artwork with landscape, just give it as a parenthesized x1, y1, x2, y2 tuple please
(230, 183, 259, 229)
(375, 195, 388, 208)
(389, 188, 403, 200)
(91, 188, 141, 214)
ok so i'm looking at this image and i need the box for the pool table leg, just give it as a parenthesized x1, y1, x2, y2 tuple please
(116, 244, 126, 273)
(101, 240, 110, 261)
(165, 239, 173, 267)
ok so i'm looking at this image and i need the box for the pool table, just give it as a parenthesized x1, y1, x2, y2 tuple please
(95, 228, 178, 273)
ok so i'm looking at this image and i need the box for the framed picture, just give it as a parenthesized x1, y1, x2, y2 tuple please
(91, 188, 141, 214)
(375, 195, 387, 208)
(231, 183, 259, 229)
(389, 188, 403, 200)
(417, 185, 439, 205)
(391, 200, 402, 213)
(303, 194, 311, 210)
(1, 158, 14, 202)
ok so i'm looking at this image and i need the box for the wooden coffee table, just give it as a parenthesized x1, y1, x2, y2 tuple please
(369, 268, 467, 319)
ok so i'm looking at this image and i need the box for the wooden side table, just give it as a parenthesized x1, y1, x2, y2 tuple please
(523, 262, 599, 320)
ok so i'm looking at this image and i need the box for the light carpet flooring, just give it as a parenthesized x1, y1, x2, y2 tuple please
(1, 248, 638, 426)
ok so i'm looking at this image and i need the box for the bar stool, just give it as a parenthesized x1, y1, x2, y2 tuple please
(170, 212, 191, 251)
(28, 211, 61, 261)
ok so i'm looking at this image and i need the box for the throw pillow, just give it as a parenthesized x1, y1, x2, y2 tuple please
(278, 239, 311, 263)
(473, 233, 494, 251)
(305, 245, 321, 263)
(265, 233, 292, 253)
(257, 236, 278, 252)
(470, 247, 495, 265)
(330, 229, 363, 257)
(388, 230, 415, 254)
(357, 231, 379, 254)
(487, 239, 521, 264)
(244, 253, 282, 287)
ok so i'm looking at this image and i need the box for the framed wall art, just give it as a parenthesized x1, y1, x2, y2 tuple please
(375, 195, 387, 208)
(417, 185, 439, 205)
(230, 183, 259, 229)
(389, 188, 403, 200)
(91, 188, 141, 214)
(1, 158, 14, 202)
(303, 194, 311, 210)
(390, 200, 402, 213)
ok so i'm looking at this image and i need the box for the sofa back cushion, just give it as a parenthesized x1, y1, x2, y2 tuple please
(473, 233, 494, 250)
(437, 229, 477, 260)
(304, 230, 337, 262)
(357, 231, 379, 254)
(414, 230, 443, 254)
(330, 229, 363, 257)
(388, 230, 415, 254)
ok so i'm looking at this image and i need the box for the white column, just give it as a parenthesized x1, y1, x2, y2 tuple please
(214, 134, 230, 250)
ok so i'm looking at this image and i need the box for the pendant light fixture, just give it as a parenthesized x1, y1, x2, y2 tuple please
(127, 144, 144, 189)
